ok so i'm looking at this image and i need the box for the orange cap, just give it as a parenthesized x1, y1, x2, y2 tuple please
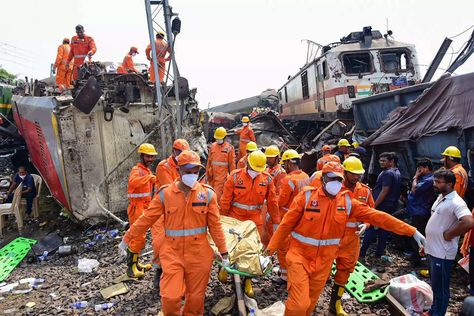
(176, 150, 202, 168)
(130, 46, 139, 54)
(63, 38, 70, 43)
(322, 145, 331, 151)
(322, 161, 344, 179)
(173, 139, 190, 151)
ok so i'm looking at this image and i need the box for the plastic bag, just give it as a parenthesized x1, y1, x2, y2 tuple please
(389, 274, 433, 313)
(77, 258, 100, 273)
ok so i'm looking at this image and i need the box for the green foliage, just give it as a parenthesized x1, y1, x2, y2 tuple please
(0, 67, 16, 82)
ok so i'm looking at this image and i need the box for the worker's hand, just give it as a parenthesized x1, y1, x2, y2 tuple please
(118, 239, 128, 257)
(87, 51, 93, 57)
(413, 230, 426, 250)
(221, 255, 230, 268)
(356, 223, 367, 236)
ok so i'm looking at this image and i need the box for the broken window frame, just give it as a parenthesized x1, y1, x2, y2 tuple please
(340, 51, 374, 76)
(301, 71, 309, 100)
(379, 48, 412, 73)
(322, 61, 329, 80)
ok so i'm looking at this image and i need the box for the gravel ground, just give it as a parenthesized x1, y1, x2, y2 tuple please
(0, 198, 470, 315)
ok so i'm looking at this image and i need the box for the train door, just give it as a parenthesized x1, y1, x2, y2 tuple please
(315, 61, 326, 112)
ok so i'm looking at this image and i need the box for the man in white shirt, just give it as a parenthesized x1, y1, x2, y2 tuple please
(425, 169, 474, 316)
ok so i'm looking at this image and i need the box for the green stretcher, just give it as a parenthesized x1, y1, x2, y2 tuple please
(331, 261, 389, 303)
(216, 260, 273, 278)
(0, 237, 37, 282)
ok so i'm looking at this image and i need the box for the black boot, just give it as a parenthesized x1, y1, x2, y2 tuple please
(153, 267, 163, 290)
(329, 283, 348, 316)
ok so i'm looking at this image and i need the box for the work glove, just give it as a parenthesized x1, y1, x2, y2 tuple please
(222, 257, 231, 268)
(413, 230, 426, 250)
(118, 239, 128, 257)
(356, 223, 367, 236)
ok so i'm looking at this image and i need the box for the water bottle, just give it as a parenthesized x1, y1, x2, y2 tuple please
(38, 251, 48, 261)
(19, 278, 45, 286)
(70, 301, 88, 309)
(94, 303, 114, 311)
(108, 229, 119, 238)
(381, 255, 392, 263)
(249, 308, 255, 316)
(58, 245, 77, 256)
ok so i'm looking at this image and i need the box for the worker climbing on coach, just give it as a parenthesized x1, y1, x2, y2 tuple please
(124, 143, 157, 278)
(276, 149, 309, 283)
(266, 162, 426, 316)
(117, 46, 139, 74)
(317, 145, 341, 171)
(329, 156, 374, 316)
(146, 31, 171, 84)
(237, 141, 258, 169)
(441, 146, 467, 198)
(53, 38, 73, 90)
(335, 139, 351, 163)
(206, 127, 236, 201)
(120, 150, 229, 316)
(236, 116, 256, 160)
(67, 24, 97, 82)
(221, 150, 280, 238)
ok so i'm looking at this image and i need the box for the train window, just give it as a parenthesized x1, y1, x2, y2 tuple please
(278, 91, 282, 101)
(284, 86, 288, 103)
(301, 71, 309, 100)
(380, 50, 410, 73)
(341, 52, 373, 75)
(322, 61, 329, 80)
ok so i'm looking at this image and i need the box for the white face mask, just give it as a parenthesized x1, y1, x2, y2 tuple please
(247, 169, 260, 179)
(216, 139, 224, 145)
(325, 181, 342, 196)
(181, 173, 198, 188)
(242, 123, 248, 127)
(19, 175, 26, 180)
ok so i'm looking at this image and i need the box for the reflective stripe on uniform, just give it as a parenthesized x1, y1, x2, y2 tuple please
(128, 192, 152, 198)
(281, 206, 289, 212)
(288, 181, 295, 191)
(346, 222, 358, 228)
(165, 226, 207, 237)
(206, 188, 213, 205)
(232, 202, 263, 210)
(241, 138, 251, 143)
(211, 161, 228, 166)
(74, 54, 87, 58)
(291, 231, 340, 246)
(345, 194, 352, 216)
(304, 190, 311, 208)
(158, 190, 165, 202)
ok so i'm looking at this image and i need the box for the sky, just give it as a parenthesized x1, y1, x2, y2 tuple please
(1, 0, 473, 109)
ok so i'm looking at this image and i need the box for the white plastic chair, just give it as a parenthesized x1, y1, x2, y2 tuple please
(0, 185, 24, 236)
(19, 174, 42, 218)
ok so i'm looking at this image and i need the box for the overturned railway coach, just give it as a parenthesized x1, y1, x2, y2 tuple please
(278, 27, 421, 124)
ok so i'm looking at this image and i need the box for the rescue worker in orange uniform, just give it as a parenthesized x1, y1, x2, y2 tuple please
(237, 141, 258, 169)
(262, 145, 286, 245)
(67, 25, 97, 81)
(146, 31, 171, 84)
(206, 127, 236, 201)
(236, 116, 256, 160)
(151, 138, 190, 288)
(221, 150, 280, 238)
(330, 157, 375, 316)
(317, 145, 341, 171)
(117, 46, 139, 74)
(53, 38, 73, 89)
(335, 139, 351, 163)
(267, 162, 426, 316)
(441, 146, 467, 197)
(125, 143, 157, 278)
(276, 149, 309, 282)
(120, 150, 229, 316)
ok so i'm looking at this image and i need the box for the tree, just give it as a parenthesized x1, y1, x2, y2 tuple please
(0, 66, 17, 83)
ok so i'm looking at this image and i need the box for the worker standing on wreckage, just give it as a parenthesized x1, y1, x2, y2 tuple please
(236, 116, 256, 160)
(120, 150, 229, 315)
(67, 24, 96, 81)
(266, 162, 426, 316)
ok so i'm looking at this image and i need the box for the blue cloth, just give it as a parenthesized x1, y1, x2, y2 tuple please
(360, 226, 390, 258)
(407, 173, 435, 217)
(372, 168, 401, 212)
(429, 255, 454, 316)
(13, 173, 37, 197)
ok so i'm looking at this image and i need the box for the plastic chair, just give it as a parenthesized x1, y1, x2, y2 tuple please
(0, 185, 24, 236)
(19, 174, 42, 218)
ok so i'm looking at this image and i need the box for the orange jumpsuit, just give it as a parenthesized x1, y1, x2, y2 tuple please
(237, 154, 248, 169)
(334, 182, 374, 285)
(54, 43, 72, 88)
(151, 156, 180, 266)
(146, 39, 171, 83)
(277, 170, 310, 279)
(309, 170, 323, 188)
(126, 163, 155, 251)
(117, 54, 138, 74)
(316, 154, 341, 171)
(263, 164, 287, 244)
(67, 35, 97, 81)
(268, 187, 416, 316)
(220, 168, 280, 238)
(450, 164, 468, 198)
(124, 181, 227, 316)
(206, 141, 236, 201)
(235, 126, 256, 160)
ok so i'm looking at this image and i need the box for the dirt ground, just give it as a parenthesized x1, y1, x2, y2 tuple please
(0, 193, 470, 315)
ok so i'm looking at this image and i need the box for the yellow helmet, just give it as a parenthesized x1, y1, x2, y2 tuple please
(265, 145, 280, 158)
(441, 146, 461, 158)
(214, 127, 227, 140)
(246, 141, 258, 152)
(138, 143, 158, 155)
(280, 149, 300, 163)
(342, 156, 365, 175)
(352, 141, 360, 148)
(247, 150, 267, 172)
(338, 138, 350, 147)
(241, 116, 250, 123)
